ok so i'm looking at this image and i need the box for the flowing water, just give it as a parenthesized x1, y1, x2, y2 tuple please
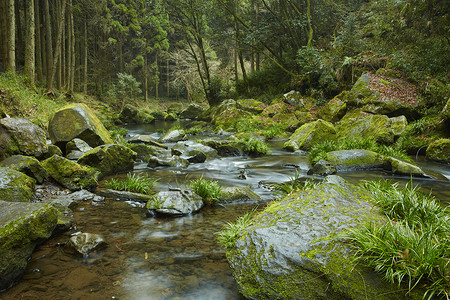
(1, 121, 449, 300)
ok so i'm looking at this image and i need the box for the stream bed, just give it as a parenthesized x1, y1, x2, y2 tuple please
(1, 120, 449, 299)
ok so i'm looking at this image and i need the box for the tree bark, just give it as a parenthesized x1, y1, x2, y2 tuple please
(6, 0, 15, 72)
(48, 0, 67, 90)
(83, 17, 88, 94)
(35, 0, 43, 83)
(69, 0, 75, 91)
(25, 0, 36, 84)
(0, 1, 7, 70)
(44, 0, 53, 87)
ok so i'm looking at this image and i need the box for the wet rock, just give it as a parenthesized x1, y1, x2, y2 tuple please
(77, 144, 136, 177)
(426, 139, 450, 163)
(225, 175, 423, 299)
(127, 143, 159, 160)
(218, 187, 262, 204)
(43, 189, 105, 208)
(284, 119, 337, 151)
(172, 141, 218, 162)
(147, 155, 190, 168)
(326, 149, 386, 171)
(127, 134, 168, 149)
(179, 104, 206, 119)
(0, 155, 48, 184)
(272, 112, 301, 132)
(66, 138, 93, 160)
(0, 201, 58, 291)
(386, 157, 429, 177)
(200, 140, 242, 157)
(50, 203, 74, 233)
(211, 99, 252, 129)
(99, 189, 152, 203)
(159, 129, 188, 143)
(307, 159, 337, 176)
(67, 233, 107, 255)
(0, 117, 48, 161)
(47, 103, 113, 152)
(147, 190, 204, 216)
(41, 155, 99, 191)
(167, 103, 184, 116)
(0, 167, 36, 202)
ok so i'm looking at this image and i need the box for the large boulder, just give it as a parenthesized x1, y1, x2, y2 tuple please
(336, 110, 407, 144)
(179, 103, 207, 119)
(0, 201, 58, 291)
(65, 138, 93, 160)
(236, 99, 266, 114)
(325, 149, 386, 171)
(172, 141, 218, 160)
(77, 144, 136, 177)
(284, 119, 336, 151)
(225, 176, 423, 299)
(147, 190, 204, 216)
(426, 139, 450, 163)
(200, 140, 243, 157)
(211, 99, 253, 129)
(0, 155, 48, 184)
(317, 97, 347, 123)
(159, 129, 187, 143)
(0, 167, 35, 202)
(47, 103, 113, 151)
(0, 117, 48, 161)
(119, 104, 155, 124)
(41, 155, 99, 191)
(218, 187, 262, 204)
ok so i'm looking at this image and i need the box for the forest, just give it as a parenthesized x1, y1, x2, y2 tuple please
(0, 0, 448, 109)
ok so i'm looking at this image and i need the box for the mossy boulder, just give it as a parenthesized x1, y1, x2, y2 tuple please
(127, 134, 168, 149)
(0, 155, 48, 184)
(386, 157, 428, 177)
(77, 144, 136, 177)
(272, 113, 301, 132)
(337, 110, 407, 144)
(317, 98, 347, 123)
(172, 141, 218, 161)
(284, 119, 337, 151)
(343, 73, 379, 107)
(0, 167, 36, 202)
(0, 201, 58, 291)
(48, 103, 113, 151)
(326, 149, 386, 171)
(218, 187, 262, 204)
(200, 140, 243, 157)
(167, 103, 184, 115)
(159, 129, 187, 143)
(164, 113, 177, 121)
(0, 117, 48, 161)
(127, 143, 159, 160)
(262, 100, 288, 117)
(211, 99, 253, 129)
(119, 104, 155, 124)
(147, 190, 204, 216)
(179, 103, 206, 119)
(225, 176, 423, 299)
(426, 139, 450, 163)
(237, 99, 266, 114)
(65, 138, 93, 160)
(41, 155, 99, 191)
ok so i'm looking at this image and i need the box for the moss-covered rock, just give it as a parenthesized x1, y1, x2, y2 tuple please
(77, 144, 136, 177)
(0, 155, 48, 184)
(317, 98, 347, 123)
(343, 73, 379, 107)
(225, 176, 424, 299)
(326, 149, 386, 171)
(237, 99, 266, 114)
(0, 201, 58, 290)
(159, 129, 188, 143)
(42, 155, 99, 191)
(179, 103, 207, 119)
(167, 102, 184, 115)
(262, 100, 288, 117)
(0, 117, 48, 161)
(164, 113, 177, 121)
(336, 110, 407, 144)
(426, 139, 450, 163)
(67, 233, 107, 256)
(65, 138, 93, 160)
(211, 99, 253, 129)
(127, 143, 159, 160)
(48, 103, 113, 151)
(386, 157, 428, 177)
(127, 134, 168, 149)
(118, 104, 155, 124)
(0, 167, 36, 202)
(272, 113, 300, 132)
(147, 190, 204, 216)
(200, 139, 243, 157)
(218, 187, 262, 204)
(284, 119, 337, 151)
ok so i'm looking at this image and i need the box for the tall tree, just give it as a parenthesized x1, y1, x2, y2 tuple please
(6, 0, 15, 72)
(25, 0, 36, 84)
(48, 0, 67, 90)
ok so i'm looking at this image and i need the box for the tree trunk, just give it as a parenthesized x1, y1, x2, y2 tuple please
(69, 0, 75, 92)
(166, 57, 170, 99)
(144, 53, 148, 102)
(44, 0, 53, 87)
(155, 54, 159, 99)
(306, 0, 313, 48)
(35, 0, 43, 83)
(0, 1, 7, 71)
(48, 0, 67, 90)
(25, 0, 36, 84)
(83, 17, 88, 94)
(6, 0, 15, 72)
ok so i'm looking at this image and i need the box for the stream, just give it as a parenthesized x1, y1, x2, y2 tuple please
(1, 120, 449, 300)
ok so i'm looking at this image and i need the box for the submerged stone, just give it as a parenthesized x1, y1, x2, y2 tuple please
(67, 233, 107, 255)
(218, 187, 262, 204)
(147, 190, 204, 216)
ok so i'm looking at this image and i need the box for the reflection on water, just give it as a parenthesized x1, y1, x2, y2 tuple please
(1, 121, 449, 299)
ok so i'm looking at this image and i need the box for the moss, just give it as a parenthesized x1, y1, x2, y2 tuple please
(426, 138, 450, 163)
(0, 167, 36, 202)
(284, 119, 337, 151)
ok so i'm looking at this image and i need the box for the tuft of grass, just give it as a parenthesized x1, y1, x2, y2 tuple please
(241, 136, 270, 156)
(190, 176, 222, 204)
(105, 173, 158, 195)
(275, 170, 317, 195)
(347, 180, 450, 298)
(217, 208, 257, 249)
(262, 123, 287, 140)
(308, 138, 413, 164)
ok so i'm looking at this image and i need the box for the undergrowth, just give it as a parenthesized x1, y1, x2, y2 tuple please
(190, 176, 222, 205)
(105, 173, 158, 195)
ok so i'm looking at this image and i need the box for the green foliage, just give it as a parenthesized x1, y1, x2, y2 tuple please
(395, 117, 443, 155)
(217, 208, 257, 250)
(261, 123, 287, 140)
(308, 138, 412, 164)
(105, 173, 158, 195)
(108, 73, 142, 102)
(241, 136, 270, 156)
(189, 176, 222, 204)
(347, 180, 450, 298)
(274, 170, 317, 196)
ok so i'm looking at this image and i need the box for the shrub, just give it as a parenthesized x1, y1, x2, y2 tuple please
(105, 173, 158, 195)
